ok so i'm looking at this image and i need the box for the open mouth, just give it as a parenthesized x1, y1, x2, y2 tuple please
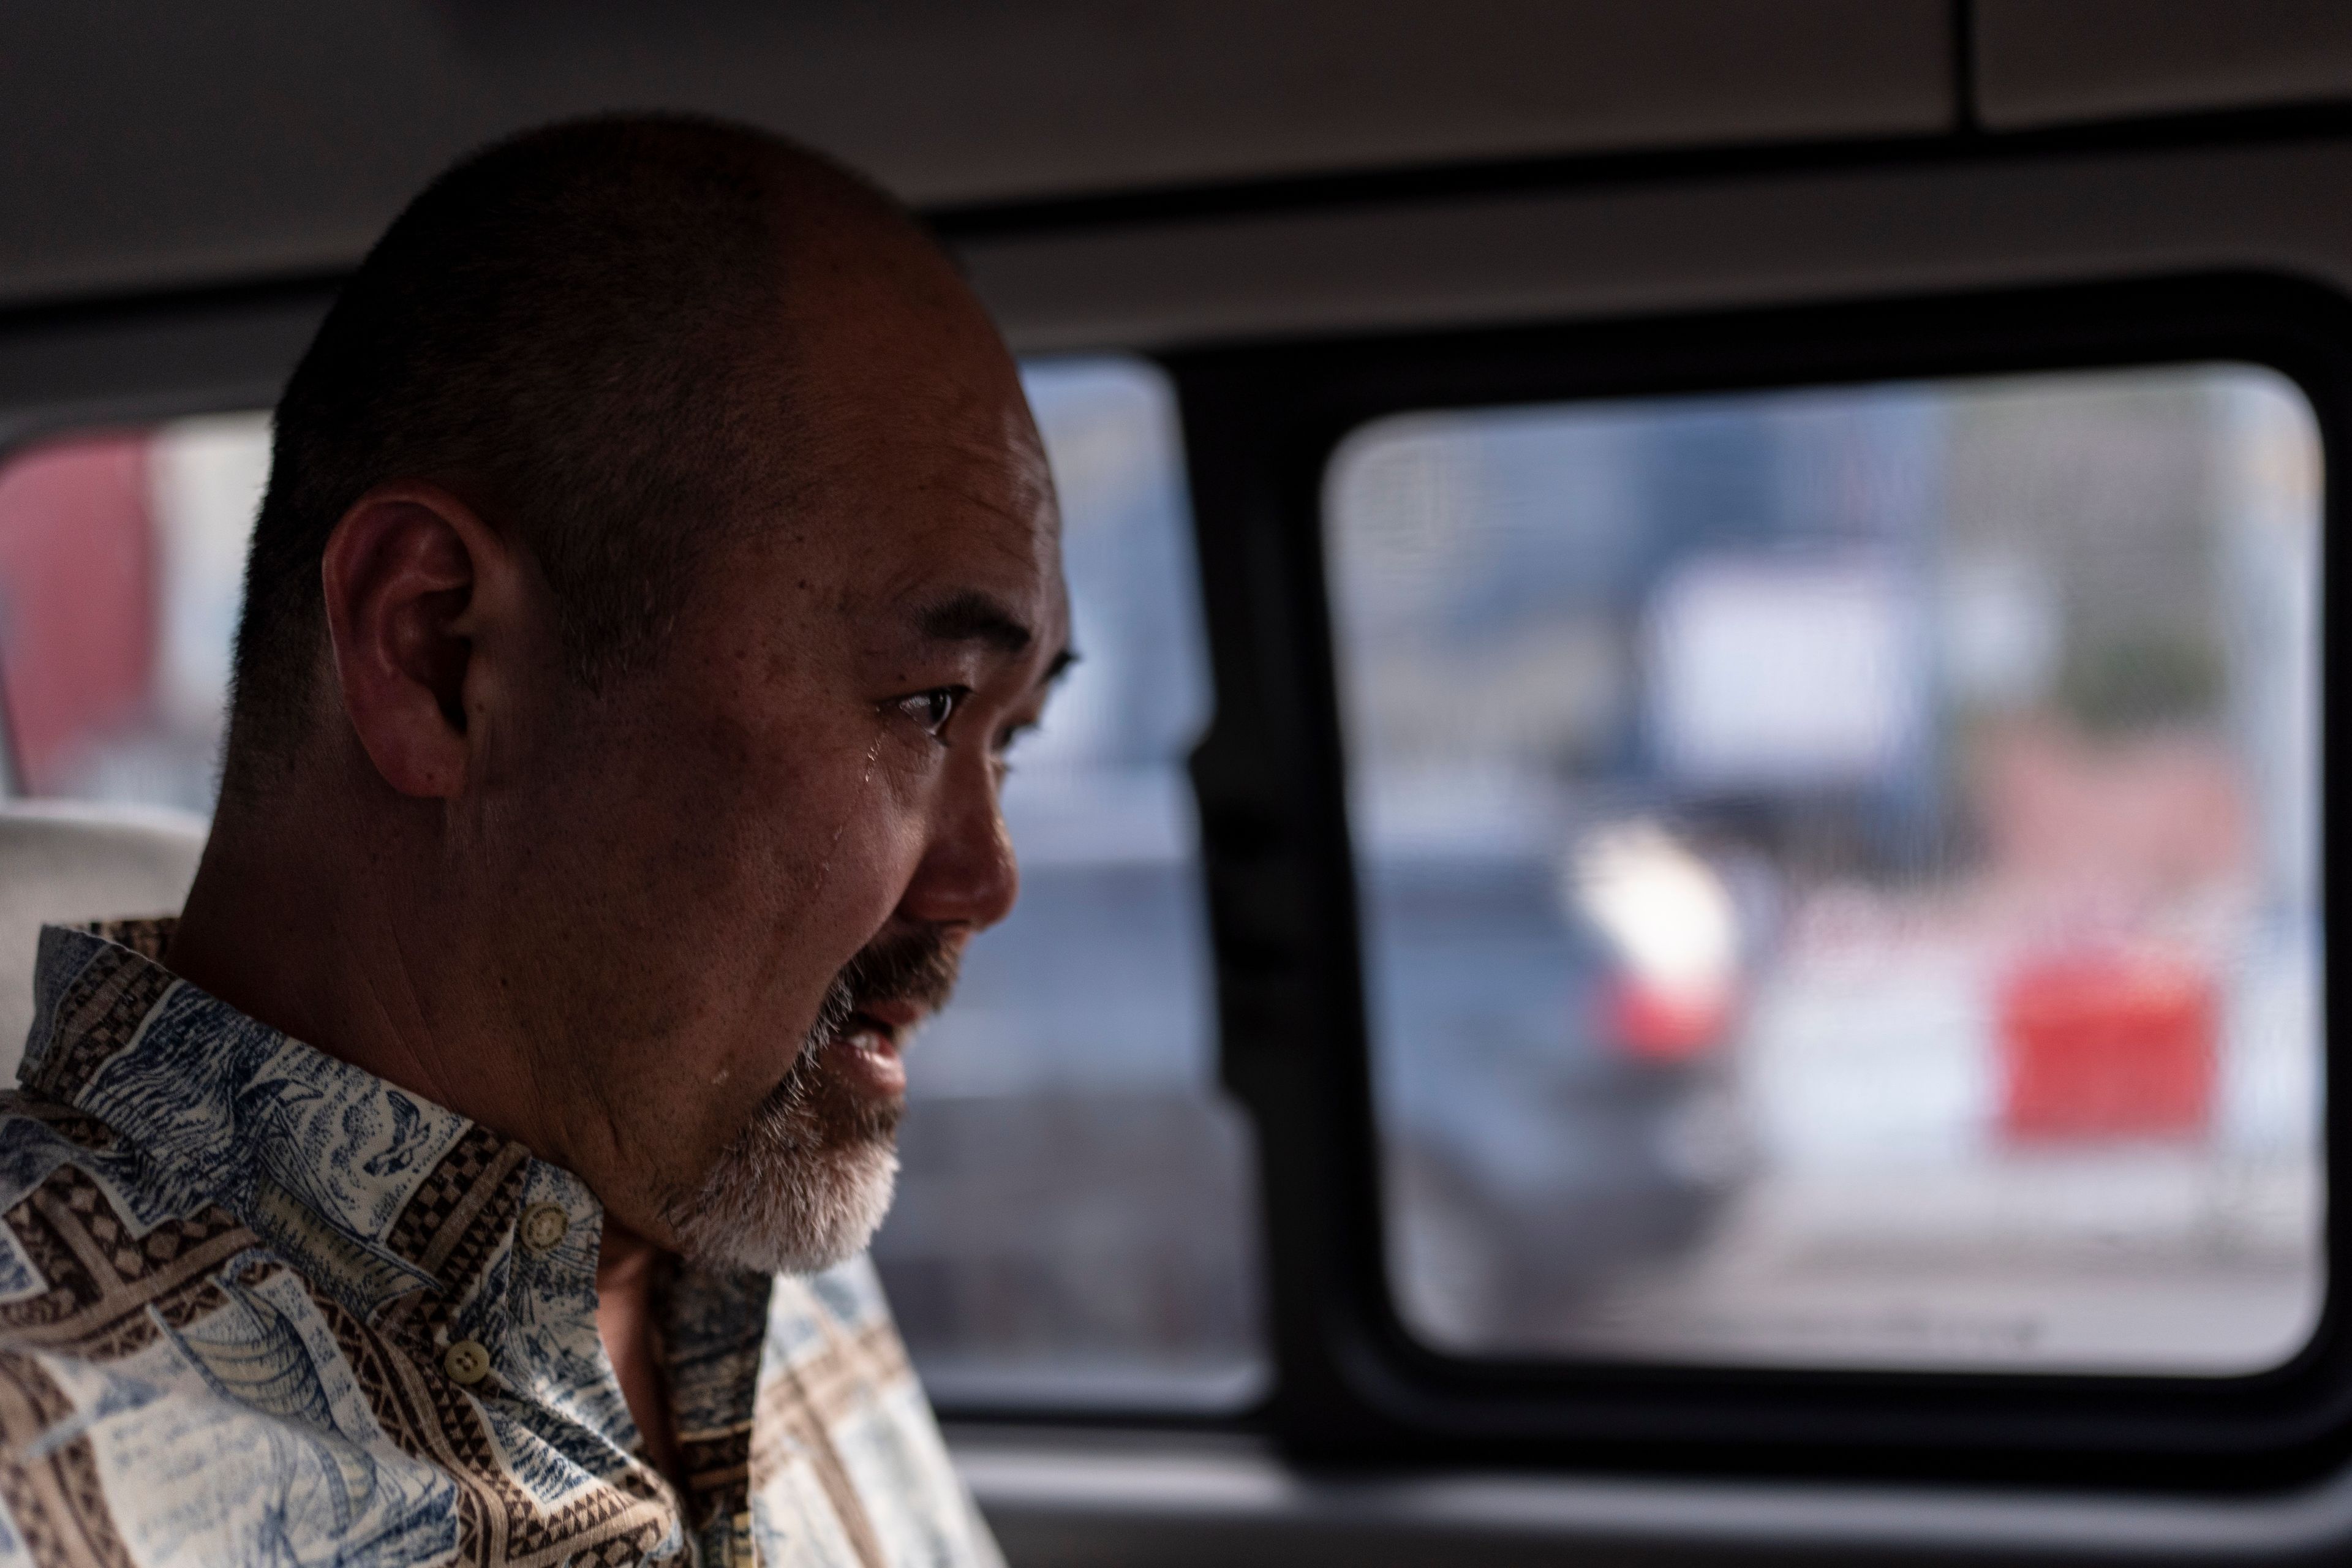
(826, 1004, 918, 1098)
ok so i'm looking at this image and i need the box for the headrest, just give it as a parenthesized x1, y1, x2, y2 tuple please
(0, 799, 206, 1083)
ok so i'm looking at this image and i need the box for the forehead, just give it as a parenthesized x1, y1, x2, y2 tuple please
(810, 366, 1065, 639)
(695, 246, 1069, 667)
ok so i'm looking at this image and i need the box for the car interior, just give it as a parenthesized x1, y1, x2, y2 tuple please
(4, 2, 2352, 1562)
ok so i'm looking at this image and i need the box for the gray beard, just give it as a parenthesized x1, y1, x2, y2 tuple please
(661, 973, 902, 1275)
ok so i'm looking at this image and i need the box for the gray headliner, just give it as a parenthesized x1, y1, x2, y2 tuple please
(1, 1, 2350, 314)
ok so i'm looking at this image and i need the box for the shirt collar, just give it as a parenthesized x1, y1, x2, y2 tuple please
(20, 917, 578, 1325)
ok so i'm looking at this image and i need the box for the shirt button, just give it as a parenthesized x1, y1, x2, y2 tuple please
(519, 1202, 571, 1253)
(443, 1340, 492, 1385)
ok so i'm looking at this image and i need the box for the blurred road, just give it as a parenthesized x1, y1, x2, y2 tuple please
(1529, 1150, 2320, 1372)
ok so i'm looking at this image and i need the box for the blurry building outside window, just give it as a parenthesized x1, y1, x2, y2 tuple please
(1326, 365, 2323, 1375)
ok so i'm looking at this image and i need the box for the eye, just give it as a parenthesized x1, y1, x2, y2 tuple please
(994, 717, 1039, 758)
(895, 687, 967, 737)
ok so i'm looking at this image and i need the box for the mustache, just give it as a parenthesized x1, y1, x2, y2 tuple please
(843, 925, 962, 1014)
(803, 925, 962, 1055)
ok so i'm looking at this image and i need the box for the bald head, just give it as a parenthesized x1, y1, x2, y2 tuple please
(224, 115, 956, 797)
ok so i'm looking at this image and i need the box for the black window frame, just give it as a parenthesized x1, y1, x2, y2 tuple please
(1167, 271, 2352, 1490)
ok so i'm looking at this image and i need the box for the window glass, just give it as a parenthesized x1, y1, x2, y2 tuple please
(1325, 365, 2323, 1375)
(0, 356, 1264, 1407)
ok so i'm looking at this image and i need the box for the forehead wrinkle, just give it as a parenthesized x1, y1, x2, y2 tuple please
(907, 446, 1056, 534)
(946, 484, 1056, 537)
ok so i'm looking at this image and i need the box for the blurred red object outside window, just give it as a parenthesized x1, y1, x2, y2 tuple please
(1997, 949, 2217, 1142)
(0, 433, 157, 794)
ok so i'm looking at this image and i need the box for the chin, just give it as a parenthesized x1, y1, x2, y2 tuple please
(661, 975, 914, 1275)
(665, 1115, 902, 1275)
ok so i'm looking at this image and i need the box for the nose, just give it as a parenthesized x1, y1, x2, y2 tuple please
(895, 756, 1019, 933)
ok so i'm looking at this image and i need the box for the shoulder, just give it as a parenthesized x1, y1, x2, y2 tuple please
(0, 1088, 130, 1197)
(0, 1091, 254, 1341)
(0, 1224, 462, 1568)
(780, 1253, 902, 1338)
(753, 1256, 1005, 1568)
(761, 1253, 909, 1384)
(0, 1095, 453, 1566)
(0, 1331, 461, 1567)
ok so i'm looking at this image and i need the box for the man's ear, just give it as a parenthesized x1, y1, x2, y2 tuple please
(319, 484, 514, 799)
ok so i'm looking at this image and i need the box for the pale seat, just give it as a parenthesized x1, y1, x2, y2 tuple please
(0, 799, 206, 1084)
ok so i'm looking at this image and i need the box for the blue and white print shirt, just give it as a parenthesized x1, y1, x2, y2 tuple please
(0, 918, 1003, 1568)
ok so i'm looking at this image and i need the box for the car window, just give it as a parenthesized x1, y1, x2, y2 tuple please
(1324, 364, 2322, 1374)
(0, 356, 1265, 1411)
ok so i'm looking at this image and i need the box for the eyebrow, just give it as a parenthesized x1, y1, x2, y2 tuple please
(917, 590, 1034, 655)
(915, 589, 1079, 686)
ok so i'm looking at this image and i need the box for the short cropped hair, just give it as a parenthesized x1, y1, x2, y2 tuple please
(224, 115, 908, 797)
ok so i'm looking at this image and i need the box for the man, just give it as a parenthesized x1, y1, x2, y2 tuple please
(1, 115, 1066, 1566)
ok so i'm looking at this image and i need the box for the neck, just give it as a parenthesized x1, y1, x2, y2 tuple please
(176, 782, 692, 1484)
(167, 777, 546, 1159)
(597, 1214, 684, 1487)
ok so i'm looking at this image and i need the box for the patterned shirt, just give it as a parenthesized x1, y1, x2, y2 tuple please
(0, 919, 1003, 1567)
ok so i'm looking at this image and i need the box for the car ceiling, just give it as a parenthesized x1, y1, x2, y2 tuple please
(4, 1, 2352, 314)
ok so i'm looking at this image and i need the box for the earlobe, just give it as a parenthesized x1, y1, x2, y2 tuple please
(319, 486, 495, 799)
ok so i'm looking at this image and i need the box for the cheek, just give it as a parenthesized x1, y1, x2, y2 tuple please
(804, 756, 935, 938)
(687, 710, 930, 995)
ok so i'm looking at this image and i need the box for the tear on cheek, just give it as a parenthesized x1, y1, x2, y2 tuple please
(809, 736, 888, 902)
